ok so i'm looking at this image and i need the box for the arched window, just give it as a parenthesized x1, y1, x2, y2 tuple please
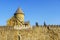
(18, 35, 20, 40)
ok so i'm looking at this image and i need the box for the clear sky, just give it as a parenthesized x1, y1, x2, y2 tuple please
(0, 0, 60, 26)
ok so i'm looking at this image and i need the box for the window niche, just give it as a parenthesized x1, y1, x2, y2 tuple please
(18, 35, 20, 40)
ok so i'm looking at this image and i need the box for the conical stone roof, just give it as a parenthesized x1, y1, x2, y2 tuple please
(15, 8, 24, 14)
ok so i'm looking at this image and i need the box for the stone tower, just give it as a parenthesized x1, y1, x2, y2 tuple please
(14, 8, 24, 26)
(7, 8, 24, 26)
(14, 8, 24, 22)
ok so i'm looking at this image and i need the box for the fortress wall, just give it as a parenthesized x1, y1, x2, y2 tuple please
(19, 26, 60, 40)
(0, 26, 60, 40)
(0, 27, 18, 40)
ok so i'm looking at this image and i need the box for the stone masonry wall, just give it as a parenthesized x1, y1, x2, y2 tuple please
(0, 26, 60, 40)
(19, 26, 60, 40)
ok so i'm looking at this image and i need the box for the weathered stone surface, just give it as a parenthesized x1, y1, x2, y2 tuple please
(0, 8, 60, 40)
(0, 26, 60, 40)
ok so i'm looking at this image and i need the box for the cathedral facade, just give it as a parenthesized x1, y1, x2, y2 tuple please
(7, 8, 30, 28)
(0, 8, 31, 40)
(0, 8, 60, 40)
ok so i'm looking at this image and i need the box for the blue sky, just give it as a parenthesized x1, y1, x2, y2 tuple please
(0, 0, 60, 26)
